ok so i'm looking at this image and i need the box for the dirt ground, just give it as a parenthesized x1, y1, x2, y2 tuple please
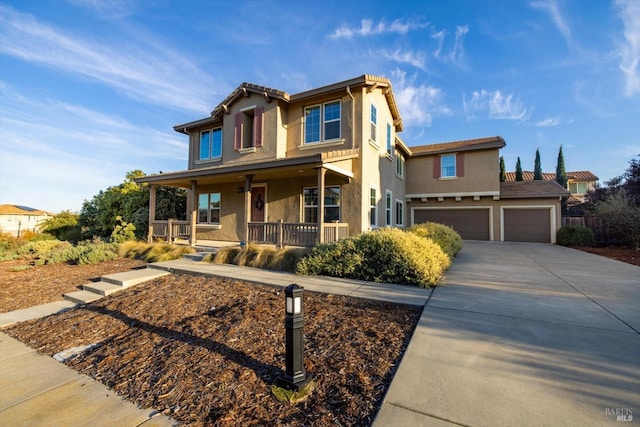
(570, 245, 640, 266)
(0, 258, 147, 313)
(4, 274, 420, 426)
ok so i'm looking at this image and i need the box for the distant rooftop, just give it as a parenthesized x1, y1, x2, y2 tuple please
(504, 171, 599, 182)
(0, 204, 51, 215)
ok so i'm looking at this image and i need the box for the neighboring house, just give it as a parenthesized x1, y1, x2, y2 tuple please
(504, 171, 598, 204)
(0, 204, 51, 237)
(137, 75, 569, 245)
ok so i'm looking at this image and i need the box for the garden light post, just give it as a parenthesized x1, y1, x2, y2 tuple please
(275, 284, 312, 392)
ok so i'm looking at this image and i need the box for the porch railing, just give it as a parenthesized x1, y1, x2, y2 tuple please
(248, 220, 349, 247)
(150, 219, 190, 243)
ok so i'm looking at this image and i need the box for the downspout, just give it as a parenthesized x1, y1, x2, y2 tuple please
(346, 85, 355, 149)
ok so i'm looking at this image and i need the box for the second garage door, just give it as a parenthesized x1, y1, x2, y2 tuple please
(412, 208, 490, 240)
(503, 208, 551, 243)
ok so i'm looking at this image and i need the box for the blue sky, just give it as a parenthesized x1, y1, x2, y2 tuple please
(1, 0, 639, 213)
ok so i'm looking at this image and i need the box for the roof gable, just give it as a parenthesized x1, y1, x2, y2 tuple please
(409, 136, 506, 157)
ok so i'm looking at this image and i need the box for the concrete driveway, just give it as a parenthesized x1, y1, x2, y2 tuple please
(374, 241, 640, 426)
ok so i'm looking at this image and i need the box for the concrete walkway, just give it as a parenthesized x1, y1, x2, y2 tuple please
(374, 241, 640, 426)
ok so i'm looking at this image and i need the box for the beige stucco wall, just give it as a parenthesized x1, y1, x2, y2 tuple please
(405, 149, 501, 196)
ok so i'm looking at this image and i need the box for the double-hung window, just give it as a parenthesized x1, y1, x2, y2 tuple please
(441, 154, 456, 178)
(386, 123, 392, 157)
(385, 191, 392, 226)
(198, 193, 221, 224)
(569, 182, 588, 194)
(396, 152, 405, 177)
(370, 187, 377, 227)
(303, 186, 340, 222)
(370, 104, 377, 143)
(395, 200, 404, 226)
(199, 128, 222, 160)
(304, 101, 341, 144)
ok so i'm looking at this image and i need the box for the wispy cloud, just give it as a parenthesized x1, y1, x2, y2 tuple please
(463, 89, 529, 120)
(377, 49, 427, 70)
(534, 116, 564, 127)
(0, 4, 216, 113)
(431, 26, 469, 68)
(391, 69, 450, 126)
(616, 0, 640, 97)
(0, 82, 187, 211)
(66, 0, 138, 19)
(530, 0, 572, 47)
(328, 18, 428, 39)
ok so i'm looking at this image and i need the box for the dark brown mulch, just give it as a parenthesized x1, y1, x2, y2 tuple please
(572, 245, 640, 266)
(0, 258, 147, 313)
(4, 274, 420, 426)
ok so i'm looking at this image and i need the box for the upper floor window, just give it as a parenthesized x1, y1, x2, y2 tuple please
(234, 106, 264, 151)
(370, 103, 377, 143)
(386, 123, 392, 157)
(569, 182, 588, 194)
(441, 154, 456, 178)
(304, 100, 341, 144)
(303, 186, 341, 222)
(199, 128, 222, 160)
(198, 193, 221, 224)
(396, 152, 405, 177)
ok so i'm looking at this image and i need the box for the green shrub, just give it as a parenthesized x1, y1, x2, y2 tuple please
(407, 222, 463, 259)
(297, 228, 450, 287)
(209, 244, 309, 272)
(111, 216, 136, 243)
(556, 225, 596, 247)
(17, 240, 71, 257)
(34, 241, 120, 265)
(118, 241, 195, 262)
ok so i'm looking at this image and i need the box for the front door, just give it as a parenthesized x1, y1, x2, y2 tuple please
(251, 185, 266, 222)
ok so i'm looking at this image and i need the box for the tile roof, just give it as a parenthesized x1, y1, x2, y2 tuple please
(504, 171, 599, 182)
(500, 181, 570, 199)
(409, 136, 506, 156)
(0, 204, 51, 215)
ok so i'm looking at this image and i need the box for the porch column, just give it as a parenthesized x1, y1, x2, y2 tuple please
(148, 184, 157, 243)
(189, 180, 197, 247)
(317, 167, 326, 244)
(243, 174, 254, 244)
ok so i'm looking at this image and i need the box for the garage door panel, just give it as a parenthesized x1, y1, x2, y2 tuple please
(413, 209, 490, 240)
(503, 209, 550, 243)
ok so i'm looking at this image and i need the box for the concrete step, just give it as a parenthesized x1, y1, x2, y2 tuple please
(64, 290, 103, 304)
(101, 268, 170, 287)
(82, 281, 123, 296)
(183, 252, 214, 261)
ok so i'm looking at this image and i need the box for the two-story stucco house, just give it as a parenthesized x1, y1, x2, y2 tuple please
(137, 75, 568, 245)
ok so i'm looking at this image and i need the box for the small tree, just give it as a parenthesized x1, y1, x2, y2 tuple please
(515, 157, 523, 181)
(499, 156, 506, 182)
(39, 211, 81, 242)
(534, 149, 543, 180)
(593, 189, 640, 250)
(555, 146, 567, 188)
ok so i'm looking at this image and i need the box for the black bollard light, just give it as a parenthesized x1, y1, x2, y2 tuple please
(275, 284, 312, 392)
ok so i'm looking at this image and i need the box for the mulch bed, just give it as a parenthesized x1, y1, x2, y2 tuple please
(571, 245, 640, 266)
(4, 274, 421, 426)
(0, 258, 147, 313)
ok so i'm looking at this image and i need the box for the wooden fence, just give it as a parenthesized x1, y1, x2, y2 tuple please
(561, 216, 617, 244)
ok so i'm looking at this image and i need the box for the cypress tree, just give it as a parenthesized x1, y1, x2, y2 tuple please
(515, 157, 523, 181)
(499, 156, 506, 182)
(534, 149, 543, 180)
(555, 146, 567, 188)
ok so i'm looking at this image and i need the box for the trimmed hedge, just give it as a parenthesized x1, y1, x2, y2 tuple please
(407, 222, 462, 259)
(556, 225, 596, 247)
(296, 227, 450, 287)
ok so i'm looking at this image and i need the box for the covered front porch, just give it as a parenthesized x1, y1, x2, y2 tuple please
(139, 151, 358, 248)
